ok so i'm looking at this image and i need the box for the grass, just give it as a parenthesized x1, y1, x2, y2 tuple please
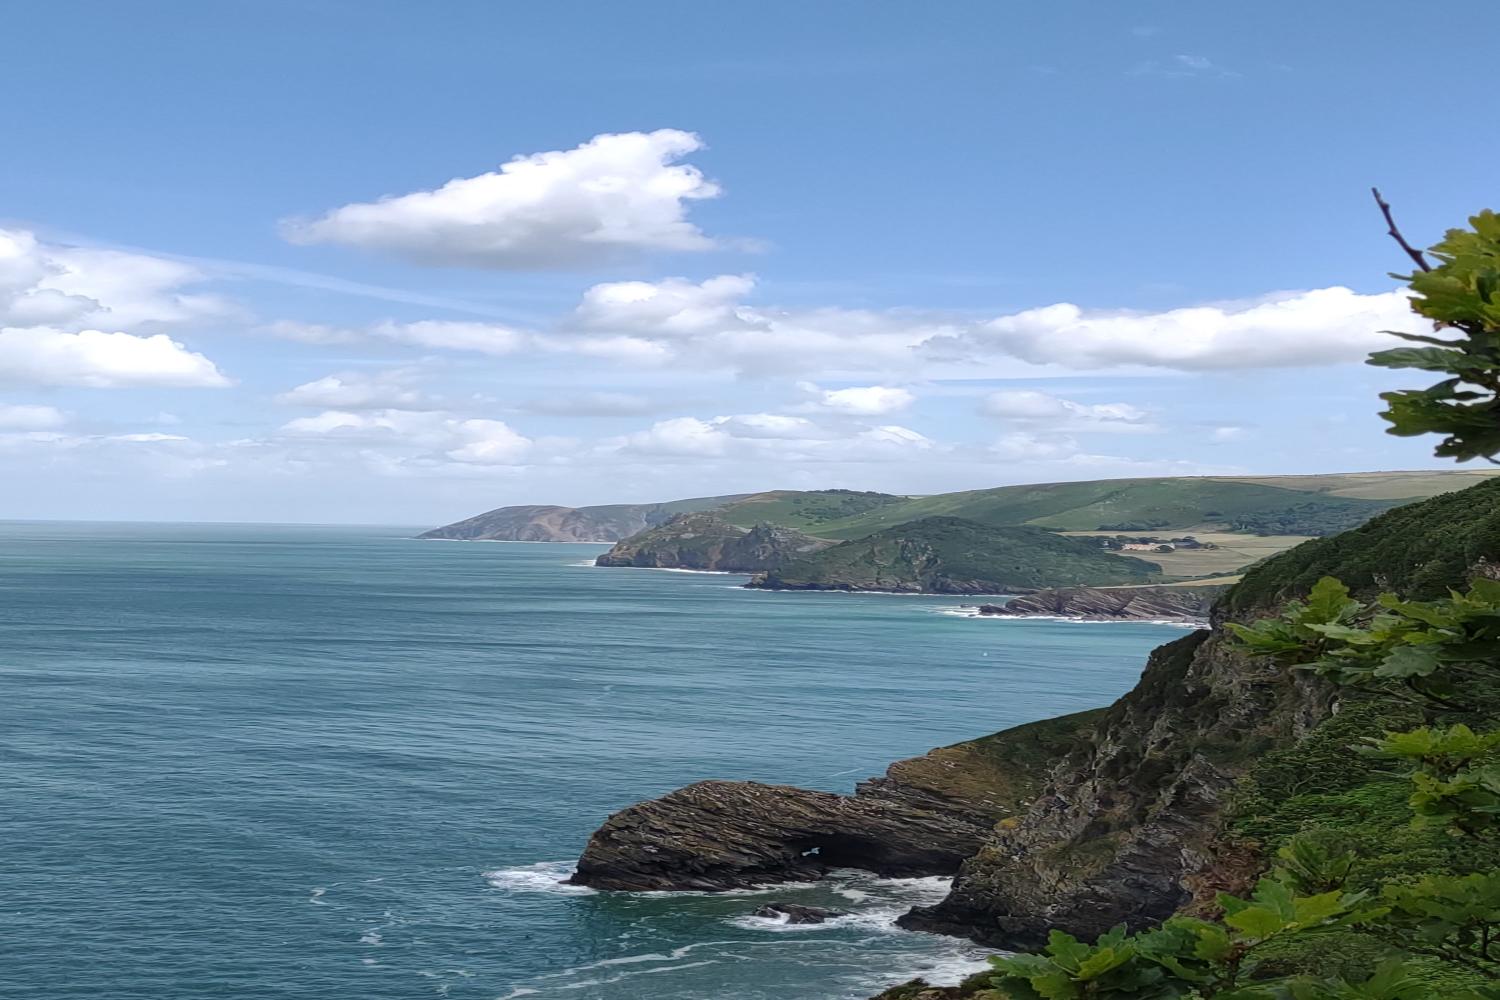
(716, 489, 904, 531)
(807, 477, 1402, 539)
(1060, 531, 1315, 579)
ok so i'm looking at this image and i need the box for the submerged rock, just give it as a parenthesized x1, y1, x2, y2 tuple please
(753, 902, 846, 924)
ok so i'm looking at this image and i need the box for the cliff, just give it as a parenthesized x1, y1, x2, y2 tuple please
(976, 584, 1226, 623)
(570, 710, 1103, 891)
(746, 517, 1160, 594)
(593, 512, 833, 572)
(417, 495, 748, 542)
(568, 478, 1500, 980)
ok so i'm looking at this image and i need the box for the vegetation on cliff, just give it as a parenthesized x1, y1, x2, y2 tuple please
(593, 511, 832, 571)
(746, 517, 1161, 594)
(887, 200, 1500, 1000)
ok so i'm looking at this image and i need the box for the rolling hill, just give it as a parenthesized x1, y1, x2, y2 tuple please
(746, 517, 1161, 594)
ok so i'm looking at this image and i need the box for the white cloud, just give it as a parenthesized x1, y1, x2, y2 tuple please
(0, 229, 230, 331)
(802, 383, 916, 415)
(284, 129, 722, 269)
(0, 403, 67, 430)
(932, 288, 1411, 372)
(279, 408, 533, 466)
(981, 390, 1154, 432)
(573, 274, 755, 337)
(372, 320, 528, 355)
(0, 327, 229, 388)
(278, 370, 425, 410)
(619, 416, 728, 457)
(110, 432, 190, 443)
(261, 319, 529, 356)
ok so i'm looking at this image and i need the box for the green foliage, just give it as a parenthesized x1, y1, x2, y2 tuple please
(988, 874, 1387, 999)
(1378, 872, 1500, 979)
(1221, 478, 1500, 613)
(750, 517, 1160, 593)
(1369, 210, 1500, 462)
(1228, 576, 1500, 714)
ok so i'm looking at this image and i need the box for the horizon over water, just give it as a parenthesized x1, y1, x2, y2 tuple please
(2, 522, 1184, 999)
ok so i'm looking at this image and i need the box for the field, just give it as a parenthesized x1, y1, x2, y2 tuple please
(1061, 531, 1315, 579)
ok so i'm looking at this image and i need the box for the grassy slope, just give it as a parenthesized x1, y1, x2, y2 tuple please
(716, 489, 905, 531)
(754, 516, 1160, 592)
(808, 478, 1399, 539)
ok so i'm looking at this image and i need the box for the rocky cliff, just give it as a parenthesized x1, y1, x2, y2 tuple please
(746, 517, 1160, 594)
(976, 584, 1226, 623)
(570, 710, 1103, 891)
(569, 479, 1500, 978)
(593, 512, 833, 572)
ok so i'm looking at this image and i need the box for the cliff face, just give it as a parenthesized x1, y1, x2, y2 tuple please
(570, 710, 1103, 891)
(977, 585, 1226, 623)
(747, 517, 1160, 594)
(569, 480, 1500, 976)
(593, 513, 833, 572)
(900, 479, 1500, 948)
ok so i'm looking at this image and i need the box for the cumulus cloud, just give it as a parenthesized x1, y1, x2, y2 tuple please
(611, 412, 936, 465)
(933, 288, 1411, 371)
(279, 408, 533, 466)
(0, 229, 231, 332)
(0, 327, 229, 388)
(800, 383, 916, 415)
(0, 403, 67, 430)
(284, 129, 722, 269)
(981, 390, 1155, 433)
(277, 370, 425, 410)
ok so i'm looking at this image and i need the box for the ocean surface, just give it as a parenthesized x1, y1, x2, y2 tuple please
(1, 522, 1186, 999)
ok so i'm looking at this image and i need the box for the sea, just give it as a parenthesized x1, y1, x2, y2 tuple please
(0, 522, 1186, 1000)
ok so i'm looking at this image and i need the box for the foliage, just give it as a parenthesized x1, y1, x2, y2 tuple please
(1221, 477, 1500, 614)
(1226, 503, 1397, 538)
(1369, 209, 1500, 463)
(750, 517, 1161, 593)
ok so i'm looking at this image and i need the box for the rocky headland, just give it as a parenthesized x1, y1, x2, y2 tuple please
(975, 584, 1227, 623)
(593, 511, 833, 572)
(567, 479, 1500, 992)
(745, 517, 1160, 595)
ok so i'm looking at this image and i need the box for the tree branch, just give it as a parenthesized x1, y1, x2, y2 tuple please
(1372, 187, 1432, 272)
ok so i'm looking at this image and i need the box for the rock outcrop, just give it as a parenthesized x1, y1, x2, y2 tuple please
(754, 902, 846, 923)
(976, 585, 1226, 623)
(746, 517, 1160, 595)
(569, 710, 1103, 891)
(594, 512, 833, 572)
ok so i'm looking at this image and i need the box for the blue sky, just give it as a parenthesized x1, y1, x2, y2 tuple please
(2, 1, 1496, 524)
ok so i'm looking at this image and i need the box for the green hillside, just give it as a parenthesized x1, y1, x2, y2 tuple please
(716, 489, 905, 531)
(747, 516, 1160, 594)
(809, 477, 1403, 538)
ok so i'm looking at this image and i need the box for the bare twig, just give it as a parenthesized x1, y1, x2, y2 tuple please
(1372, 187, 1432, 272)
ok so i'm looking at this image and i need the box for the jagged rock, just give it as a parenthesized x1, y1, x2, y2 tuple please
(594, 513, 833, 572)
(753, 902, 846, 923)
(976, 585, 1226, 623)
(569, 711, 1102, 892)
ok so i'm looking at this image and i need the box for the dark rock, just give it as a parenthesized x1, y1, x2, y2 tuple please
(569, 711, 1102, 892)
(753, 902, 846, 924)
(976, 584, 1226, 623)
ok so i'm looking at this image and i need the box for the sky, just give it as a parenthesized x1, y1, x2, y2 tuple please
(3, 1, 1498, 526)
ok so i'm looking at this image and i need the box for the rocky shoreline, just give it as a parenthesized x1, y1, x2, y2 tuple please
(569, 710, 1103, 892)
(971, 584, 1226, 623)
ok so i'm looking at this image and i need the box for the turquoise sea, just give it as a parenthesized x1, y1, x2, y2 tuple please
(1, 522, 1184, 999)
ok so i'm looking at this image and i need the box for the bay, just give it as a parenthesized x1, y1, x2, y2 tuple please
(0, 522, 1183, 999)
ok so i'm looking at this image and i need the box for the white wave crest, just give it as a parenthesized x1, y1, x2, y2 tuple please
(483, 861, 596, 895)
